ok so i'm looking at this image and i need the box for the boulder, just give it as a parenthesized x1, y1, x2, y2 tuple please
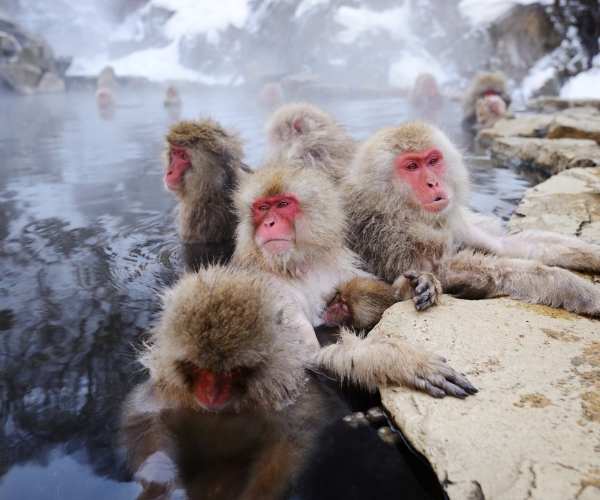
(477, 114, 553, 148)
(547, 109, 600, 144)
(508, 167, 600, 245)
(377, 297, 600, 500)
(490, 137, 600, 176)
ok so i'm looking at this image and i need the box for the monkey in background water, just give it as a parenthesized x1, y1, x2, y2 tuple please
(163, 119, 251, 269)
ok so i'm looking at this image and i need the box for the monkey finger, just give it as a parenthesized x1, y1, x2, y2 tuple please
(414, 282, 430, 295)
(403, 270, 420, 282)
(435, 366, 478, 394)
(414, 377, 446, 398)
(414, 289, 432, 304)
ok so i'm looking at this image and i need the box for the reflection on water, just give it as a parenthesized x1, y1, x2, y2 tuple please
(0, 89, 532, 499)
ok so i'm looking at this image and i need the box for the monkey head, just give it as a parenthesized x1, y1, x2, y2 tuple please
(349, 122, 469, 218)
(412, 73, 440, 99)
(475, 94, 507, 128)
(234, 163, 346, 274)
(163, 119, 244, 198)
(141, 266, 311, 413)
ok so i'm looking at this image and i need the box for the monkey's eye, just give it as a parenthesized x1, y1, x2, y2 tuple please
(258, 204, 270, 211)
(406, 162, 419, 171)
(429, 156, 439, 166)
(277, 200, 289, 208)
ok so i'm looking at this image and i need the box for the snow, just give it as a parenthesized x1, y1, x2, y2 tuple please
(459, 0, 553, 26)
(561, 65, 600, 99)
(520, 55, 556, 101)
(295, 0, 330, 18)
(152, 0, 249, 42)
(68, 41, 232, 84)
(334, 5, 413, 44)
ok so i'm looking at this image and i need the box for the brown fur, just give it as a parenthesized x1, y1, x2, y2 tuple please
(345, 121, 600, 317)
(463, 71, 511, 127)
(265, 103, 356, 181)
(122, 265, 324, 499)
(325, 277, 397, 330)
(164, 119, 249, 266)
(233, 158, 476, 398)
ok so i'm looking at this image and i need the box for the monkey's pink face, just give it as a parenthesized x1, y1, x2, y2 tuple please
(193, 367, 241, 411)
(395, 148, 449, 213)
(252, 194, 300, 254)
(165, 146, 190, 191)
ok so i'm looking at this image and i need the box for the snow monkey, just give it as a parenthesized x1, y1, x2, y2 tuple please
(463, 71, 511, 129)
(164, 119, 251, 269)
(410, 73, 443, 121)
(344, 121, 600, 317)
(265, 102, 356, 181)
(96, 65, 116, 109)
(232, 162, 477, 398)
(163, 85, 182, 108)
(121, 265, 433, 499)
(121, 265, 320, 500)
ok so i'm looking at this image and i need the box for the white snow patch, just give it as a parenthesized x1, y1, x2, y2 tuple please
(560, 66, 600, 99)
(69, 41, 233, 84)
(389, 51, 449, 89)
(295, 0, 330, 18)
(520, 55, 556, 101)
(335, 5, 413, 44)
(152, 0, 249, 41)
(459, 0, 552, 26)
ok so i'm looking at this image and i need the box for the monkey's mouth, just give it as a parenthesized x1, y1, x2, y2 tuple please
(423, 196, 449, 212)
(263, 238, 293, 254)
(193, 368, 236, 411)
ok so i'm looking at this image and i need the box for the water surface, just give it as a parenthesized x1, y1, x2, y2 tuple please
(0, 89, 532, 498)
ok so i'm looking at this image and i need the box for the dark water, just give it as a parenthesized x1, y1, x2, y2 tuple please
(0, 89, 532, 499)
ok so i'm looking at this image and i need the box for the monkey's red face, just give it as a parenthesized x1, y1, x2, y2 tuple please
(193, 367, 240, 411)
(395, 148, 449, 213)
(165, 146, 190, 191)
(252, 194, 300, 254)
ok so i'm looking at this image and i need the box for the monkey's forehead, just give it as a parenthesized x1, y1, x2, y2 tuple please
(166, 120, 227, 149)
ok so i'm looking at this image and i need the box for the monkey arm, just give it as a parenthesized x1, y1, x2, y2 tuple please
(121, 384, 180, 497)
(439, 250, 600, 317)
(494, 230, 600, 273)
(316, 328, 477, 399)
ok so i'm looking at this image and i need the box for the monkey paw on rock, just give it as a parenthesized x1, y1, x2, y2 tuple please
(316, 329, 477, 399)
(394, 271, 442, 311)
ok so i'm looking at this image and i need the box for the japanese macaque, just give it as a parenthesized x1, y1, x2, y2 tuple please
(344, 121, 600, 317)
(259, 82, 284, 109)
(96, 65, 116, 110)
(121, 265, 321, 500)
(265, 103, 356, 181)
(232, 162, 476, 398)
(463, 71, 511, 129)
(163, 85, 182, 108)
(121, 265, 432, 499)
(410, 73, 443, 120)
(164, 119, 251, 268)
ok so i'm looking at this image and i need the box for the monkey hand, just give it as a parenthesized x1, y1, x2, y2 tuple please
(316, 329, 477, 399)
(394, 271, 442, 311)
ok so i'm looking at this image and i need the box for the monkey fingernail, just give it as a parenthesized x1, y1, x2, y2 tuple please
(378, 427, 400, 446)
(366, 407, 386, 424)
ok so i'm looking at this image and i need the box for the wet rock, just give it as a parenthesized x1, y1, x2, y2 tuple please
(376, 297, 600, 500)
(528, 97, 600, 113)
(508, 167, 600, 245)
(0, 16, 66, 94)
(547, 109, 600, 144)
(477, 114, 553, 148)
(491, 137, 600, 176)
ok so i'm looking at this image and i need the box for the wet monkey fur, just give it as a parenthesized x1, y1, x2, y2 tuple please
(164, 119, 251, 268)
(265, 103, 356, 181)
(232, 162, 477, 398)
(344, 121, 600, 317)
(121, 266, 436, 500)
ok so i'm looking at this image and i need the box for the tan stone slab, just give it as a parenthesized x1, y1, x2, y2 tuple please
(491, 137, 600, 176)
(377, 297, 600, 500)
